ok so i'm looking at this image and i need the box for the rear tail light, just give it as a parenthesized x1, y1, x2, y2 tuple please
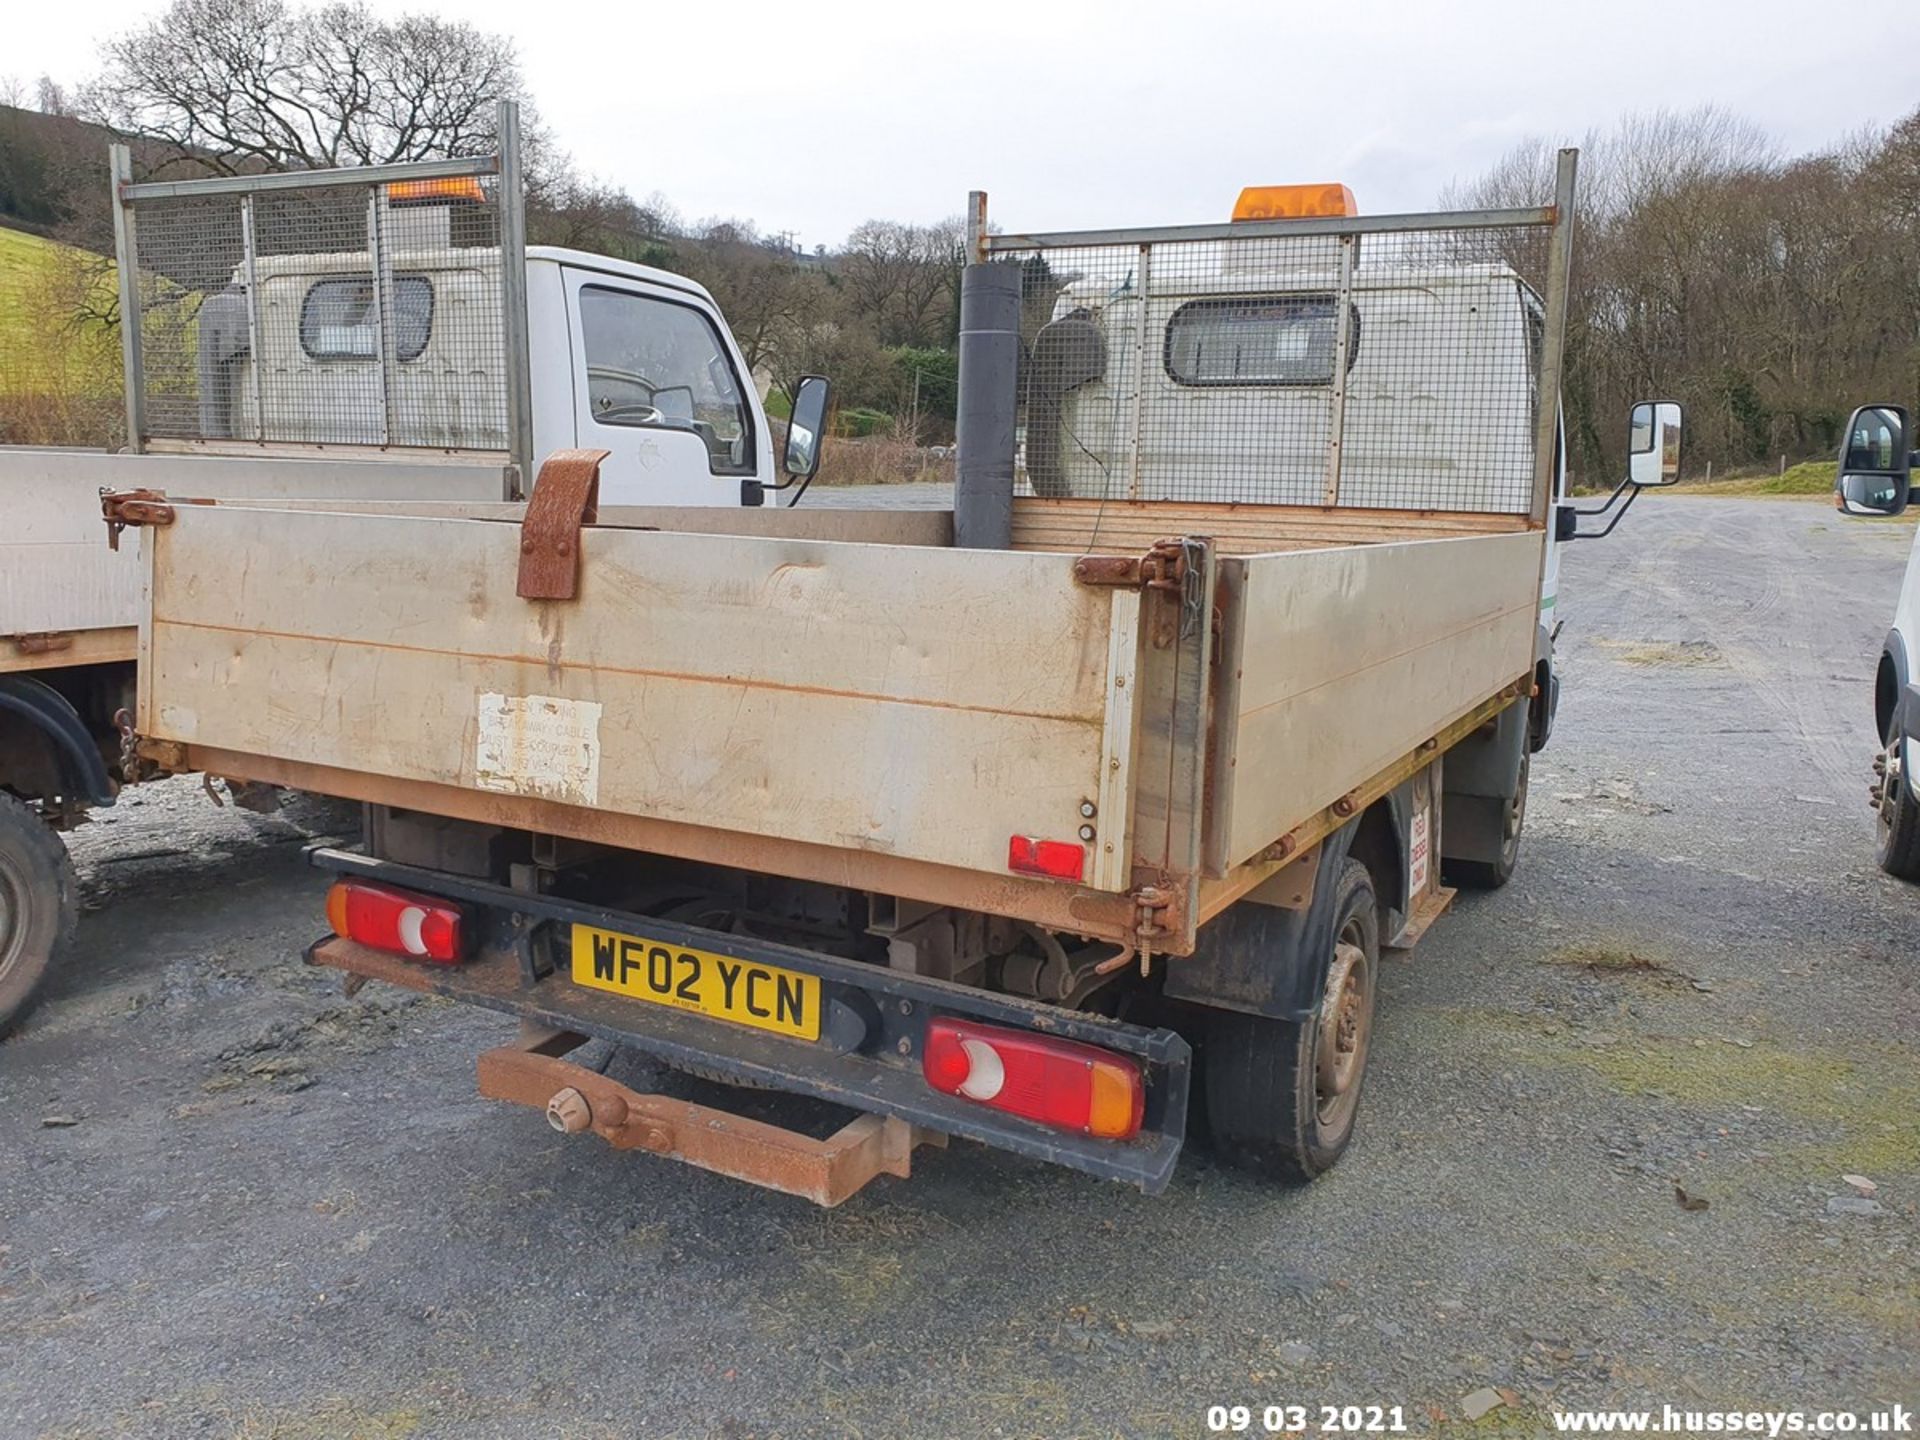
(325, 880, 466, 963)
(922, 1018, 1144, 1140)
(1008, 835, 1085, 882)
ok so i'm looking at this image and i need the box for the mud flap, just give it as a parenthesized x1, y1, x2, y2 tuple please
(1163, 821, 1362, 1022)
(1439, 699, 1527, 867)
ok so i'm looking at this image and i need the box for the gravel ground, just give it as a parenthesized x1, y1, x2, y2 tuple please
(3, 494, 1917, 1439)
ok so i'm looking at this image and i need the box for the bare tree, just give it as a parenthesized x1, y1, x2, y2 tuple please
(676, 221, 832, 379)
(1444, 106, 1874, 482)
(840, 218, 963, 348)
(36, 76, 74, 117)
(83, 0, 533, 174)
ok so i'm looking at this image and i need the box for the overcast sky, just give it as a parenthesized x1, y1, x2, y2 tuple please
(8, 0, 1917, 245)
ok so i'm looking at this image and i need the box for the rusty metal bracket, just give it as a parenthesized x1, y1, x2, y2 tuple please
(101, 488, 175, 551)
(1129, 881, 1180, 949)
(476, 1036, 939, 1207)
(132, 736, 191, 774)
(1071, 536, 1191, 593)
(516, 448, 610, 600)
(10, 633, 74, 656)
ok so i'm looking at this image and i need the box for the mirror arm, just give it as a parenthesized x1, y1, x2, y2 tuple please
(1563, 480, 1640, 542)
(1570, 473, 1636, 517)
(786, 470, 818, 508)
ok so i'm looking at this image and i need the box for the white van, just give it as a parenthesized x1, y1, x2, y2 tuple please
(1833, 402, 1920, 879)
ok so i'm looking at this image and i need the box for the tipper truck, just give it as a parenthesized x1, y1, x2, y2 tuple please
(90, 146, 1680, 1200)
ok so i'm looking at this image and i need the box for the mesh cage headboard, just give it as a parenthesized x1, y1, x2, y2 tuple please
(975, 157, 1576, 521)
(110, 104, 531, 483)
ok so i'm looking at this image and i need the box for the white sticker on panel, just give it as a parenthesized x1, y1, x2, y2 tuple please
(1409, 806, 1431, 895)
(474, 693, 602, 807)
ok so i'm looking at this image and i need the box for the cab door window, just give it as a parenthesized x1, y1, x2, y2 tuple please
(578, 285, 753, 475)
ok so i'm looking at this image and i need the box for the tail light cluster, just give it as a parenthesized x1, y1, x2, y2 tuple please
(325, 880, 466, 963)
(1007, 835, 1086, 882)
(921, 1018, 1144, 1140)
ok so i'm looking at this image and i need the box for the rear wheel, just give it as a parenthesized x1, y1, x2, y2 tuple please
(0, 793, 79, 1036)
(1874, 727, 1920, 882)
(1203, 859, 1379, 1182)
(1445, 750, 1530, 891)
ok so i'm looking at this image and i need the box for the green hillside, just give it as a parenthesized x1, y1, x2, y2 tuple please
(0, 223, 123, 444)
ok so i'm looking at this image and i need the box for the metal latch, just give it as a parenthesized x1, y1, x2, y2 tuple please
(516, 448, 611, 601)
(1073, 536, 1209, 641)
(100, 488, 175, 550)
(1072, 537, 1191, 593)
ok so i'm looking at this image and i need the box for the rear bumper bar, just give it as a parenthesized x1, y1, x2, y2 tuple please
(306, 846, 1191, 1193)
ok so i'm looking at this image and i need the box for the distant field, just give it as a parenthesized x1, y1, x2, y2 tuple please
(0, 225, 107, 335)
(1665, 459, 1836, 498)
(0, 225, 57, 319)
(0, 224, 123, 444)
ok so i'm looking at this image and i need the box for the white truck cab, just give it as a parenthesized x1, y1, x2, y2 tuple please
(1833, 402, 1920, 879)
(192, 194, 810, 507)
(525, 249, 772, 506)
(1023, 188, 1674, 768)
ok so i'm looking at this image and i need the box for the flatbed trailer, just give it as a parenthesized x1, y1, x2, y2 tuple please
(99, 157, 1680, 1200)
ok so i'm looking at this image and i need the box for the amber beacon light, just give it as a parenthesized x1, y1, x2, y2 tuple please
(1231, 183, 1358, 221)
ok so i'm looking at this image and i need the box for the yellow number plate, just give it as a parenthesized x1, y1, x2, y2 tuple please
(569, 925, 821, 1041)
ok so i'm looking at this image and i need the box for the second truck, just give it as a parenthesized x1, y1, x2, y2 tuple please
(1, 109, 810, 1032)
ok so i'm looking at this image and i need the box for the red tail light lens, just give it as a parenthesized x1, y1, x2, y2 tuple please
(922, 1018, 1144, 1140)
(1008, 835, 1085, 882)
(325, 881, 466, 963)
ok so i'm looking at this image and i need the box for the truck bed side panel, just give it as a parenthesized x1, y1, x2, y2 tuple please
(1222, 530, 1542, 869)
(3, 468, 142, 639)
(142, 507, 1126, 884)
(1, 451, 509, 640)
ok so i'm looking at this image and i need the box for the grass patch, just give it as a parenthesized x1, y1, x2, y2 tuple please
(0, 223, 124, 445)
(1548, 942, 1670, 975)
(1572, 1036, 1839, 1109)
(225, 1400, 424, 1439)
(1442, 1009, 1920, 1175)
(1429, 1405, 1557, 1437)
(1595, 639, 1726, 668)
(813, 429, 954, 486)
(1667, 460, 1835, 498)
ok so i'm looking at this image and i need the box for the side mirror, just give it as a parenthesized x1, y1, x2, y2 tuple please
(782, 375, 830, 481)
(1566, 399, 1685, 541)
(1627, 400, 1684, 486)
(1834, 404, 1909, 517)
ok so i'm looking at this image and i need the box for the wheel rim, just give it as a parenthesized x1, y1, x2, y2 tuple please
(1502, 753, 1531, 859)
(0, 846, 28, 985)
(1315, 923, 1373, 1131)
(1875, 739, 1902, 846)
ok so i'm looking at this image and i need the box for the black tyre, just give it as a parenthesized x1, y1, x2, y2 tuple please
(0, 792, 79, 1036)
(1875, 727, 1920, 883)
(1204, 859, 1379, 1182)
(1445, 750, 1529, 891)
